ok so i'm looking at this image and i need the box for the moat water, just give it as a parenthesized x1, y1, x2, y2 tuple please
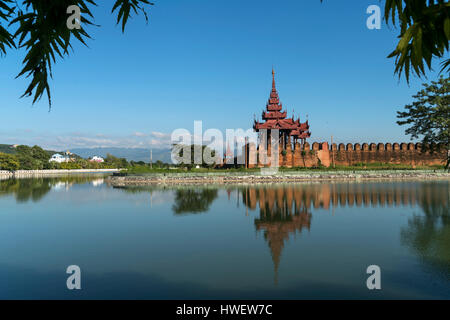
(0, 175, 448, 299)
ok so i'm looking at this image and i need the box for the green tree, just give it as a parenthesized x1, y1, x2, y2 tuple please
(31, 145, 51, 168)
(0, 0, 153, 107)
(16, 154, 39, 170)
(31, 145, 49, 161)
(154, 160, 163, 168)
(175, 144, 217, 169)
(104, 153, 129, 168)
(321, 0, 449, 81)
(0, 152, 20, 171)
(397, 76, 449, 167)
(15, 145, 37, 169)
(15, 145, 32, 156)
(15, 144, 50, 169)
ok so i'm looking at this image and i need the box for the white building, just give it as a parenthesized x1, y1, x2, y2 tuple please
(90, 156, 105, 163)
(49, 154, 68, 163)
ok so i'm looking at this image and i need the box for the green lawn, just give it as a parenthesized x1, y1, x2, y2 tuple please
(123, 162, 445, 175)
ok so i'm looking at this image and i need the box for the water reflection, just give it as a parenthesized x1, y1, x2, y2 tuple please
(0, 178, 52, 203)
(172, 189, 218, 215)
(118, 186, 219, 214)
(118, 181, 449, 285)
(242, 187, 312, 283)
(240, 182, 442, 210)
(0, 176, 104, 203)
(400, 183, 449, 278)
(0, 176, 448, 298)
(236, 182, 449, 284)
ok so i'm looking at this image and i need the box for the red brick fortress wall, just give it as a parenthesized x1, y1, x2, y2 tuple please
(327, 142, 446, 167)
(245, 142, 447, 168)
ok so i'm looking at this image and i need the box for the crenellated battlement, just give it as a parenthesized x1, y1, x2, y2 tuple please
(245, 142, 447, 168)
(332, 142, 428, 152)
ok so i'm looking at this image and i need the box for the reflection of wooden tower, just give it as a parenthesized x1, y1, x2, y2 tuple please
(255, 207, 311, 284)
(236, 183, 426, 283)
(242, 186, 312, 284)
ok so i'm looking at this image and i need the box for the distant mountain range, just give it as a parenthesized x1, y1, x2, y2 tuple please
(1, 144, 173, 163)
(71, 147, 173, 163)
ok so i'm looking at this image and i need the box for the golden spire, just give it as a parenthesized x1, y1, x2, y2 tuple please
(272, 67, 276, 90)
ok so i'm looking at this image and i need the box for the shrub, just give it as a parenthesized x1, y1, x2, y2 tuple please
(60, 162, 82, 169)
(0, 153, 20, 171)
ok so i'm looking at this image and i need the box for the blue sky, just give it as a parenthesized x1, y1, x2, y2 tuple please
(0, 0, 446, 150)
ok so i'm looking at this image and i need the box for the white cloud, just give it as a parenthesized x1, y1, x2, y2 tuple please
(133, 132, 148, 137)
(0, 127, 259, 151)
(151, 131, 170, 138)
(0, 130, 174, 150)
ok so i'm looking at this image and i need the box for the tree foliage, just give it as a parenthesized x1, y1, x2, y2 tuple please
(0, 152, 20, 171)
(1, 1, 448, 107)
(321, 0, 449, 82)
(15, 144, 50, 169)
(174, 144, 217, 169)
(104, 153, 129, 168)
(384, 0, 449, 82)
(0, 0, 154, 107)
(0, 144, 138, 170)
(397, 76, 449, 165)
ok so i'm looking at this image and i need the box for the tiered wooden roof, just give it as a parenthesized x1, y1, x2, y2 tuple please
(253, 69, 311, 140)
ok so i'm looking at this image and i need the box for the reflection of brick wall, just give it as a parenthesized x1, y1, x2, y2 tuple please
(245, 142, 446, 168)
(242, 182, 448, 210)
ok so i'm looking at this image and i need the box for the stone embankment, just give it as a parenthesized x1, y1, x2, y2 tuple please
(0, 169, 119, 179)
(109, 170, 450, 186)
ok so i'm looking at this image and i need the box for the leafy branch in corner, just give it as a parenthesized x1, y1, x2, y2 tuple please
(0, 0, 154, 108)
(321, 0, 450, 82)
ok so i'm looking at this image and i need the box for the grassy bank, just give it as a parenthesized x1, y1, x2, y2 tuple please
(123, 162, 445, 175)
